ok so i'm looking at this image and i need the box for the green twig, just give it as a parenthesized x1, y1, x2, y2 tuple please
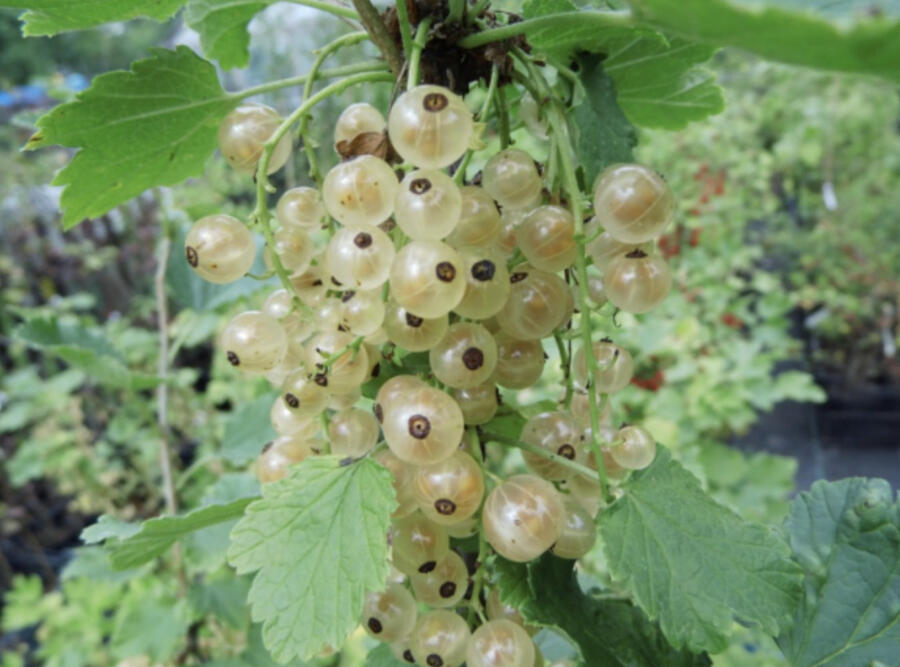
(467, 428, 489, 626)
(484, 432, 597, 479)
(407, 17, 432, 90)
(232, 61, 388, 100)
(394, 0, 415, 57)
(495, 83, 510, 149)
(454, 64, 500, 184)
(553, 331, 573, 407)
(351, 0, 404, 76)
(448, 0, 465, 23)
(298, 31, 369, 185)
(458, 11, 632, 48)
(289, 0, 359, 19)
(469, 0, 490, 19)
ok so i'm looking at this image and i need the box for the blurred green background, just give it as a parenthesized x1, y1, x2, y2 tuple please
(0, 5, 898, 666)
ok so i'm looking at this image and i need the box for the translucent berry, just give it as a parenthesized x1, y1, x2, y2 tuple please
(185, 214, 255, 284)
(518, 205, 575, 273)
(392, 513, 450, 576)
(395, 169, 463, 241)
(414, 450, 485, 525)
(276, 186, 325, 230)
(389, 240, 466, 319)
(334, 102, 386, 147)
(551, 498, 597, 559)
(329, 407, 379, 457)
(453, 247, 511, 320)
(520, 411, 584, 481)
(604, 249, 672, 313)
(572, 340, 633, 393)
(492, 333, 545, 389)
(496, 267, 568, 341)
(410, 550, 468, 608)
(429, 322, 498, 389)
(388, 84, 473, 169)
(482, 474, 564, 562)
(322, 155, 398, 226)
(256, 435, 321, 483)
(610, 425, 656, 470)
(466, 619, 535, 667)
(325, 224, 395, 290)
(218, 102, 291, 173)
(452, 382, 499, 426)
(445, 186, 501, 248)
(482, 148, 542, 210)
(382, 383, 464, 465)
(221, 311, 287, 373)
(592, 163, 675, 243)
(362, 582, 417, 642)
(409, 609, 470, 667)
(384, 301, 449, 352)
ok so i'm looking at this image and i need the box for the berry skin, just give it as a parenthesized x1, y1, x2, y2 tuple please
(221, 311, 287, 373)
(492, 334, 545, 390)
(325, 224, 395, 290)
(383, 301, 449, 352)
(280, 367, 330, 418)
(392, 513, 450, 576)
(518, 205, 576, 273)
(453, 247, 511, 320)
(304, 331, 369, 395)
(218, 103, 291, 173)
(264, 227, 314, 275)
(395, 169, 463, 241)
(429, 322, 498, 389)
(410, 550, 468, 608)
(466, 619, 535, 667)
(446, 186, 502, 248)
(269, 396, 320, 438)
(573, 340, 633, 394)
(414, 450, 485, 525)
(496, 267, 569, 341)
(482, 474, 564, 563)
(482, 148, 543, 210)
(256, 435, 321, 483)
(604, 249, 672, 313)
(185, 214, 255, 284)
(334, 102, 386, 146)
(338, 289, 386, 336)
(610, 425, 656, 470)
(485, 588, 537, 635)
(276, 186, 325, 230)
(322, 155, 399, 227)
(592, 163, 675, 243)
(409, 609, 471, 667)
(381, 383, 464, 466)
(452, 381, 499, 426)
(551, 498, 597, 559)
(328, 407, 379, 457)
(388, 84, 473, 169)
(389, 240, 466, 319)
(520, 411, 584, 481)
(584, 223, 645, 272)
(361, 582, 417, 642)
(374, 449, 419, 518)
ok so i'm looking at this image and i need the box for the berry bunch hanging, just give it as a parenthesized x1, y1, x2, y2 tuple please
(185, 55, 675, 663)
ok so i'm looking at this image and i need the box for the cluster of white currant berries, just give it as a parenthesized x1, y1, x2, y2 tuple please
(184, 81, 675, 666)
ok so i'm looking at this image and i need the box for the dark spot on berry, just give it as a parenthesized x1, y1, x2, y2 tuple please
(354, 232, 373, 248)
(312, 279, 324, 287)
(410, 177, 432, 194)
(284, 393, 300, 409)
(226, 351, 240, 366)
(626, 248, 648, 259)
(435, 498, 456, 515)
(261, 441, 273, 454)
(557, 444, 575, 459)
(314, 373, 328, 387)
(462, 347, 484, 370)
(367, 617, 382, 634)
(341, 290, 355, 302)
(373, 403, 384, 423)
(439, 581, 457, 598)
(418, 560, 437, 573)
(340, 456, 353, 466)
(371, 362, 380, 378)
(408, 414, 431, 439)
(471, 259, 495, 281)
(435, 261, 456, 282)
(185, 246, 198, 267)
(405, 312, 424, 328)
(423, 92, 449, 112)
(510, 271, 528, 283)
(402, 649, 415, 663)
(331, 276, 342, 287)
(426, 654, 443, 667)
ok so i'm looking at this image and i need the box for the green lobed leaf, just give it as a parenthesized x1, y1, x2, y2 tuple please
(80, 515, 142, 544)
(0, 0, 185, 36)
(494, 554, 711, 666)
(630, 0, 900, 84)
(599, 447, 802, 653)
(110, 597, 191, 663)
(572, 54, 637, 188)
(185, 0, 271, 69)
(777, 478, 900, 666)
(364, 643, 409, 667)
(227, 456, 396, 663)
(221, 393, 279, 464)
(27, 46, 237, 229)
(99, 499, 254, 570)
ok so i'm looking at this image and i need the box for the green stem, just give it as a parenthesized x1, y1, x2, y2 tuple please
(394, 0, 414, 57)
(467, 427, 489, 626)
(514, 51, 612, 498)
(458, 11, 632, 48)
(469, 0, 490, 19)
(448, 0, 465, 23)
(351, 0, 404, 76)
(553, 331, 573, 407)
(454, 64, 499, 184)
(232, 61, 388, 100)
(321, 335, 366, 369)
(484, 432, 597, 479)
(407, 17, 432, 90)
(253, 71, 394, 297)
(298, 31, 369, 185)
(495, 83, 510, 149)
(289, 0, 359, 19)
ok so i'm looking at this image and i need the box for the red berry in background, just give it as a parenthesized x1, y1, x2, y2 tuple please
(694, 164, 708, 180)
(699, 192, 710, 204)
(689, 206, 701, 216)
(630, 370, 665, 392)
(689, 228, 702, 247)
(720, 312, 744, 329)
(657, 233, 680, 258)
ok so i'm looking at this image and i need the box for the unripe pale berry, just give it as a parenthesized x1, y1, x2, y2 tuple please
(429, 322, 498, 389)
(388, 85, 473, 169)
(604, 249, 672, 313)
(453, 247, 511, 320)
(492, 334, 545, 390)
(467, 619, 535, 667)
(395, 169, 463, 241)
(185, 214, 255, 284)
(305, 331, 369, 394)
(414, 450, 485, 525)
(374, 449, 419, 518)
(383, 301, 449, 352)
(482, 474, 564, 562)
(551, 498, 597, 559)
(334, 102, 386, 147)
(325, 225, 395, 290)
(518, 205, 576, 273)
(389, 240, 466, 319)
(391, 513, 450, 576)
(256, 435, 322, 483)
(496, 267, 569, 341)
(381, 383, 464, 465)
(218, 102, 291, 173)
(482, 148, 543, 210)
(592, 163, 675, 243)
(361, 582, 417, 642)
(410, 550, 468, 608)
(445, 186, 501, 248)
(276, 186, 326, 230)
(409, 609, 471, 667)
(221, 310, 287, 373)
(329, 407, 379, 457)
(610, 425, 656, 470)
(573, 340, 633, 393)
(322, 155, 398, 226)
(520, 411, 584, 481)
(452, 382, 499, 425)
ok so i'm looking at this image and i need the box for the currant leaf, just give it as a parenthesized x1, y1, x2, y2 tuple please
(777, 478, 900, 666)
(26, 46, 237, 229)
(0, 0, 185, 36)
(184, 0, 270, 69)
(494, 554, 710, 666)
(631, 0, 900, 84)
(600, 447, 802, 653)
(221, 393, 279, 465)
(227, 456, 396, 663)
